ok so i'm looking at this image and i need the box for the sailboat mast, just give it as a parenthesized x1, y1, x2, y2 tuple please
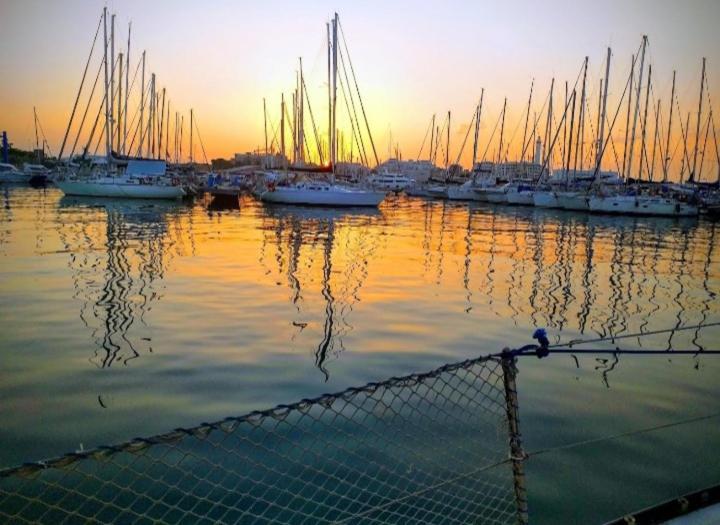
(650, 98, 661, 182)
(565, 90, 577, 179)
(622, 54, 636, 180)
(521, 80, 534, 162)
(123, 22, 130, 155)
(299, 58, 305, 164)
(263, 97, 268, 167)
(627, 35, 648, 182)
(663, 71, 676, 182)
(430, 114, 435, 163)
(33, 106, 40, 154)
(103, 8, 111, 162)
(159, 87, 165, 160)
(544, 79, 555, 167)
(189, 108, 194, 165)
(577, 57, 588, 172)
(117, 53, 123, 153)
(138, 50, 145, 157)
(691, 57, 706, 182)
(110, 13, 115, 155)
(472, 89, 484, 169)
(597, 47, 611, 171)
(446, 110, 451, 168)
(281, 94, 286, 166)
(331, 13, 338, 171)
(498, 99, 507, 165)
(327, 22, 331, 167)
(638, 64, 652, 181)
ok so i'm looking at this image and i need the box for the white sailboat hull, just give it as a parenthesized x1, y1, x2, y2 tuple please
(476, 188, 507, 203)
(533, 191, 560, 208)
(56, 180, 185, 200)
(588, 195, 699, 216)
(260, 186, 385, 207)
(447, 184, 482, 201)
(556, 191, 590, 211)
(505, 190, 535, 205)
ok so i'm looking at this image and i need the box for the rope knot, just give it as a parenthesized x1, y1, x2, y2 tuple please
(532, 329, 550, 358)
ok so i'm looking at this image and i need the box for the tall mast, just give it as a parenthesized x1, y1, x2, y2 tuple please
(638, 64, 652, 181)
(117, 52, 123, 153)
(327, 22, 331, 167)
(622, 54, 636, 180)
(446, 110, 451, 168)
(159, 87, 166, 160)
(596, 47, 611, 172)
(691, 57, 706, 183)
(263, 97, 268, 167)
(577, 57, 588, 172)
(331, 13, 338, 172)
(299, 58, 304, 163)
(562, 81, 568, 166)
(281, 94, 286, 166)
(179, 115, 183, 163)
(565, 90, 577, 181)
(165, 99, 170, 160)
(110, 13, 115, 155)
(123, 22, 130, 155)
(33, 106, 40, 154)
(544, 79, 554, 170)
(521, 80, 534, 162)
(174, 112, 179, 163)
(103, 8, 111, 162)
(498, 98, 507, 165)
(189, 108, 194, 165)
(649, 98, 661, 182)
(472, 89, 484, 169)
(627, 35, 648, 181)
(430, 114, 435, 163)
(292, 92, 297, 164)
(663, 71, 676, 182)
(138, 50, 146, 157)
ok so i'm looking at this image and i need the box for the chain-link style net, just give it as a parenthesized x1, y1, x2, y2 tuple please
(0, 355, 520, 524)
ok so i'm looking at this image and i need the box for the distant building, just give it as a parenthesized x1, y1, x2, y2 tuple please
(377, 159, 434, 182)
(234, 152, 288, 168)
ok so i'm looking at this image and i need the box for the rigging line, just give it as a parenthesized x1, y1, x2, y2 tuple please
(192, 115, 209, 165)
(337, 44, 368, 167)
(451, 104, 477, 169)
(86, 55, 121, 157)
(338, 18, 379, 167)
(526, 412, 720, 459)
(59, 13, 103, 161)
(34, 110, 53, 157)
(69, 55, 105, 160)
(127, 80, 153, 155)
(416, 114, 434, 161)
(479, 108, 503, 163)
(536, 60, 588, 182)
(336, 63, 368, 167)
(520, 87, 551, 161)
(300, 72, 325, 165)
(675, 93, 693, 180)
(588, 51, 637, 184)
(117, 55, 144, 148)
(541, 348, 720, 355)
(550, 320, 720, 348)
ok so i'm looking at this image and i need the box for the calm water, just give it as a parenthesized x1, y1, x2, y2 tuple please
(1, 185, 719, 523)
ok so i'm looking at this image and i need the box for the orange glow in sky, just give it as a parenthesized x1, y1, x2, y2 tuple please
(1, 0, 718, 180)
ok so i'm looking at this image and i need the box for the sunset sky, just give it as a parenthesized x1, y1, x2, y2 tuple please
(1, 0, 718, 177)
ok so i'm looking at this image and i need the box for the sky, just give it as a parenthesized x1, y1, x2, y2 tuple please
(1, 0, 719, 177)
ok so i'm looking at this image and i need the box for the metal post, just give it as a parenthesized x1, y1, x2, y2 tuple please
(501, 352, 528, 525)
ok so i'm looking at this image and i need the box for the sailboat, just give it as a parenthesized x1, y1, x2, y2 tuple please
(56, 9, 184, 201)
(259, 14, 385, 208)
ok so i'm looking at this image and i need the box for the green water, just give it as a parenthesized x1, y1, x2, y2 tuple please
(0, 185, 718, 523)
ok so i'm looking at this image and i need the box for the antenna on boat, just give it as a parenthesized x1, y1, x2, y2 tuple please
(690, 57, 707, 183)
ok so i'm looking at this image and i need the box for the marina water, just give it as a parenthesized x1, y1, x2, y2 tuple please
(1, 185, 718, 523)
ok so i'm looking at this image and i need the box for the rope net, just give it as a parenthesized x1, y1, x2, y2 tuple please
(0, 355, 518, 524)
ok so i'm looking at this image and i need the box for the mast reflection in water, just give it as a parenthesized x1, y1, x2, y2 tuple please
(57, 197, 184, 368)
